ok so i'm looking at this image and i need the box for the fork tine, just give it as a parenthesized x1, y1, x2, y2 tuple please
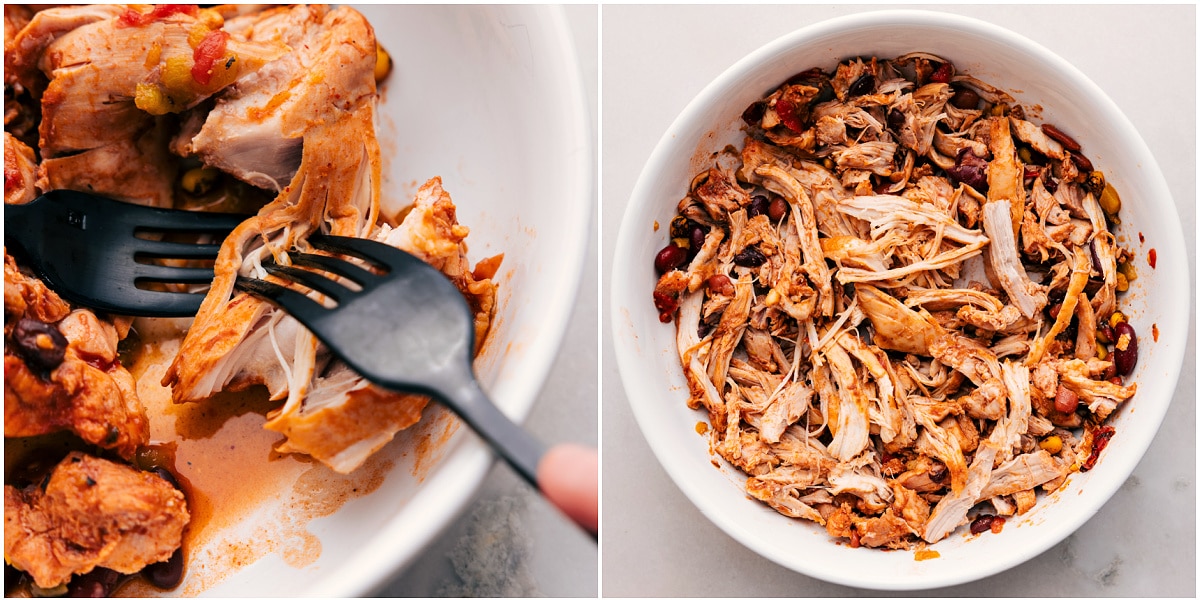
(307, 234, 409, 269)
(133, 265, 217, 285)
(129, 208, 249, 233)
(235, 276, 328, 323)
(261, 262, 353, 303)
(132, 239, 224, 261)
(288, 252, 380, 286)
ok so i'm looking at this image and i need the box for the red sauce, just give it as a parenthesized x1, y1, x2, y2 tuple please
(118, 4, 198, 27)
(1147, 248, 1157, 269)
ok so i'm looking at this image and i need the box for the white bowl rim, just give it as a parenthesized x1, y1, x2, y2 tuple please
(306, 6, 594, 597)
(611, 8, 1189, 591)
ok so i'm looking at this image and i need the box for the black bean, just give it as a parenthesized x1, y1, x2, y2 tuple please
(13, 317, 68, 372)
(747, 194, 770, 217)
(144, 549, 185, 589)
(152, 467, 182, 491)
(848, 73, 875, 97)
(689, 224, 707, 254)
(733, 247, 767, 268)
(928, 461, 948, 484)
(67, 568, 120, 597)
(950, 87, 981, 110)
(947, 148, 988, 191)
(969, 514, 996, 535)
(741, 100, 767, 126)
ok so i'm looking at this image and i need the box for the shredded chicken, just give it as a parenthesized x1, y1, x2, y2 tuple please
(5, 4, 500, 591)
(4, 251, 148, 460)
(4, 452, 189, 589)
(652, 53, 1139, 550)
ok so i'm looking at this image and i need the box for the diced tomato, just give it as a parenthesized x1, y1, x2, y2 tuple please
(1080, 426, 1115, 472)
(191, 30, 230, 86)
(118, 5, 198, 27)
(930, 61, 954, 83)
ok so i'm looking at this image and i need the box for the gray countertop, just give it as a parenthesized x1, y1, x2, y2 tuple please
(601, 4, 1195, 597)
(378, 5, 599, 597)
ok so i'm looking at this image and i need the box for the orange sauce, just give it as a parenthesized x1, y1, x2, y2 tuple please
(110, 317, 452, 596)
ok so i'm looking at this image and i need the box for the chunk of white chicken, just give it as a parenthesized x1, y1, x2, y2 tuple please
(14, 4, 286, 207)
(981, 199, 1047, 319)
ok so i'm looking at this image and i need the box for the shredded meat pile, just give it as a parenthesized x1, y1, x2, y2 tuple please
(652, 53, 1140, 548)
(5, 3, 500, 593)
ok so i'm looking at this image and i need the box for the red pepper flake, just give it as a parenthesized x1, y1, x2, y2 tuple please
(118, 4, 198, 27)
(1147, 248, 1157, 269)
(191, 30, 230, 86)
(1152, 323, 1159, 342)
(1138, 232, 1145, 244)
(1080, 426, 1116, 472)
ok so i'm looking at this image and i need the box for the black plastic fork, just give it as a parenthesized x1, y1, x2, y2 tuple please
(4, 190, 246, 317)
(5, 193, 596, 534)
(234, 234, 557, 486)
(237, 235, 597, 535)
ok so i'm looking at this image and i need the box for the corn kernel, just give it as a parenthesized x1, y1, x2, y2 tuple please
(1095, 343, 1108, 360)
(1118, 260, 1138, 282)
(374, 43, 392, 83)
(144, 41, 162, 69)
(764, 288, 780, 306)
(1098, 182, 1122, 216)
(1109, 311, 1127, 328)
(134, 83, 172, 116)
(187, 23, 211, 48)
(1115, 272, 1129, 292)
(1039, 436, 1063, 454)
(162, 55, 194, 94)
(181, 167, 219, 195)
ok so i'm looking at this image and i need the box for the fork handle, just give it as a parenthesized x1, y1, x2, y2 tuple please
(445, 378, 546, 487)
(445, 379, 597, 536)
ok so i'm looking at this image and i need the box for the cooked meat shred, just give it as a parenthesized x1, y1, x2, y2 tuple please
(652, 53, 1137, 549)
(4, 251, 148, 460)
(5, 4, 495, 591)
(4, 452, 189, 589)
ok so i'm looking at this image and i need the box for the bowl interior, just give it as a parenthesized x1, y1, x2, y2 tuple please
(612, 10, 1187, 590)
(185, 6, 590, 596)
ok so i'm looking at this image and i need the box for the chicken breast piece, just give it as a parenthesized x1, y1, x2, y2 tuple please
(11, 4, 286, 207)
(4, 252, 148, 459)
(4, 452, 189, 589)
(176, 5, 370, 191)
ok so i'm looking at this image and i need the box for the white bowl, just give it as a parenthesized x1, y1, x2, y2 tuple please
(177, 6, 591, 597)
(611, 9, 1188, 591)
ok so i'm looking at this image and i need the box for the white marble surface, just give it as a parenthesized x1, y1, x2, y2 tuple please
(601, 4, 1195, 596)
(378, 5, 598, 597)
